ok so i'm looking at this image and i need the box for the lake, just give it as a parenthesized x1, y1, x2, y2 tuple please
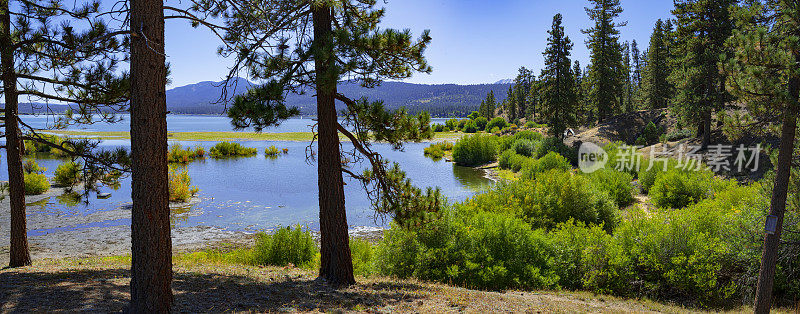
(4, 115, 488, 236)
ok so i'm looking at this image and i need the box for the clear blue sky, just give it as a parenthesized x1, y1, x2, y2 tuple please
(164, 0, 675, 88)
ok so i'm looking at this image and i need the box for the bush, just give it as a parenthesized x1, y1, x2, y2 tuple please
(474, 117, 488, 131)
(486, 117, 508, 131)
(457, 119, 469, 131)
(377, 208, 559, 291)
(424, 142, 453, 160)
(452, 134, 498, 166)
(490, 126, 500, 134)
(24, 134, 69, 157)
(209, 141, 258, 157)
(649, 169, 713, 209)
(467, 111, 480, 120)
(498, 149, 533, 172)
(637, 158, 681, 192)
(54, 161, 81, 187)
(584, 168, 634, 207)
(535, 137, 576, 164)
(522, 152, 571, 178)
(265, 145, 281, 156)
(23, 158, 46, 174)
(511, 139, 536, 157)
(168, 144, 206, 163)
(350, 237, 376, 277)
(445, 119, 458, 131)
(665, 129, 693, 141)
(168, 166, 199, 202)
(252, 226, 318, 268)
(638, 121, 663, 146)
(462, 120, 478, 133)
(467, 170, 617, 231)
(24, 173, 50, 195)
(432, 123, 445, 132)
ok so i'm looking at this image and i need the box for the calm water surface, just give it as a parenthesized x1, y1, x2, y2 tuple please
(5, 116, 488, 235)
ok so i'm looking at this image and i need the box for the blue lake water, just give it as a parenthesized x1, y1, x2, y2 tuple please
(6, 116, 488, 235)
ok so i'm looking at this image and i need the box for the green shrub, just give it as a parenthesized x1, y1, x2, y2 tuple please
(23, 158, 46, 174)
(511, 139, 536, 157)
(462, 120, 478, 133)
(486, 117, 508, 131)
(490, 126, 500, 134)
(468, 170, 617, 231)
(665, 129, 693, 141)
(209, 141, 258, 157)
(549, 221, 611, 289)
(445, 118, 459, 131)
(264, 145, 281, 156)
(252, 226, 318, 268)
(432, 123, 445, 132)
(423, 145, 444, 159)
(649, 169, 713, 209)
(498, 149, 533, 172)
(168, 144, 206, 163)
(24, 173, 50, 195)
(457, 119, 469, 131)
(525, 121, 547, 129)
(636, 158, 682, 192)
(452, 134, 498, 166)
(639, 121, 663, 145)
(350, 237, 376, 277)
(474, 117, 488, 131)
(377, 208, 559, 291)
(522, 152, 571, 178)
(535, 137, 575, 164)
(24, 134, 69, 157)
(584, 168, 635, 207)
(54, 161, 81, 187)
(467, 111, 480, 120)
(168, 165, 199, 202)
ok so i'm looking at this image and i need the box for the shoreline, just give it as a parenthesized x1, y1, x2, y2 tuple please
(41, 130, 463, 142)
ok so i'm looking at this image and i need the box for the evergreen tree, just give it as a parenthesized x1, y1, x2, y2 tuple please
(573, 60, 586, 123)
(194, 0, 438, 286)
(670, 0, 736, 149)
(479, 90, 497, 118)
(583, 0, 627, 122)
(505, 85, 517, 122)
(622, 41, 634, 112)
(513, 67, 534, 120)
(0, 0, 129, 268)
(540, 14, 576, 138)
(724, 1, 799, 310)
(642, 19, 674, 109)
(631, 40, 642, 91)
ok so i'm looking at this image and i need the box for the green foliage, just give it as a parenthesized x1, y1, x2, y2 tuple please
(467, 111, 480, 120)
(486, 117, 508, 131)
(23, 158, 46, 174)
(467, 170, 617, 231)
(23, 134, 70, 157)
(498, 149, 533, 173)
(168, 144, 206, 163)
(636, 158, 682, 192)
(350, 238, 376, 277)
(54, 161, 81, 187)
(209, 141, 258, 158)
(423, 142, 453, 160)
(376, 208, 559, 291)
(649, 169, 714, 209)
(452, 135, 498, 167)
(474, 117, 488, 131)
(264, 145, 285, 157)
(584, 0, 627, 121)
(584, 168, 634, 207)
(251, 226, 318, 268)
(522, 152, 571, 178)
(445, 118, 459, 131)
(540, 13, 577, 137)
(432, 123, 445, 132)
(24, 173, 50, 195)
(641, 19, 675, 109)
(511, 139, 536, 157)
(478, 91, 497, 118)
(462, 120, 478, 133)
(664, 129, 693, 141)
(457, 119, 468, 131)
(168, 165, 199, 202)
(535, 137, 575, 164)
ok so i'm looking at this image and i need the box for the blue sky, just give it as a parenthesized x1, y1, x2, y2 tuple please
(164, 0, 675, 87)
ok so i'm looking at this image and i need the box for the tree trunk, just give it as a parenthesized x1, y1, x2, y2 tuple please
(753, 57, 800, 314)
(312, 5, 355, 286)
(129, 0, 172, 311)
(701, 111, 711, 150)
(0, 0, 31, 268)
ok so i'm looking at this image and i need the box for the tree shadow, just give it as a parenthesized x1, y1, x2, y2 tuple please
(0, 267, 427, 312)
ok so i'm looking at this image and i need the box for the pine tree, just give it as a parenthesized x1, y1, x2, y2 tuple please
(540, 14, 576, 138)
(479, 90, 496, 118)
(193, 0, 438, 286)
(513, 67, 534, 120)
(583, 0, 627, 122)
(505, 85, 517, 122)
(0, 0, 129, 268)
(670, 0, 736, 149)
(631, 40, 642, 92)
(725, 1, 799, 311)
(622, 41, 634, 112)
(573, 60, 586, 123)
(642, 19, 674, 109)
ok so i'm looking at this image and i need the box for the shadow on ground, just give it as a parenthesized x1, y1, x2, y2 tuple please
(0, 268, 426, 312)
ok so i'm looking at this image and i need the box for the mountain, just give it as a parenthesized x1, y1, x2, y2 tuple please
(12, 78, 514, 118)
(166, 79, 513, 117)
(493, 79, 514, 84)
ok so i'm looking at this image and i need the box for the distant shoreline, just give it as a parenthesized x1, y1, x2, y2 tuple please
(42, 130, 463, 142)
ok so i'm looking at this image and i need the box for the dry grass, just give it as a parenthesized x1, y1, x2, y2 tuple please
(0, 255, 775, 313)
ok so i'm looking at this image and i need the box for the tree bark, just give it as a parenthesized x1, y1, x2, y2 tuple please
(129, 0, 172, 311)
(312, 4, 355, 286)
(753, 57, 800, 314)
(0, 0, 31, 268)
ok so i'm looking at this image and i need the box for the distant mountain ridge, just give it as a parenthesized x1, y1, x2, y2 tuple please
(14, 78, 513, 117)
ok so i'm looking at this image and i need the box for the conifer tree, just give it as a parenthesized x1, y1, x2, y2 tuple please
(631, 40, 642, 92)
(622, 41, 634, 112)
(642, 19, 674, 110)
(512, 67, 534, 120)
(190, 0, 437, 286)
(670, 0, 736, 149)
(540, 14, 576, 137)
(583, 0, 627, 122)
(724, 1, 799, 311)
(573, 60, 586, 123)
(0, 0, 129, 268)
(505, 85, 516, 122)
(479, 90, 496, 118)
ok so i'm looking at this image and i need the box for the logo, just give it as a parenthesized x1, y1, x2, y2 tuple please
(578, 142, 607, 173)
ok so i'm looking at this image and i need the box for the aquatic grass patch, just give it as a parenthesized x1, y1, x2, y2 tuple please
(423, 141, 454, 160)
(168, 165, 199, 202)
(168, 143, 206, 163)
(209, 141, 258, 158)
(452, 134, 498, 166)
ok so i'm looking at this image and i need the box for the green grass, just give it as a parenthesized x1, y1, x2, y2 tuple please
(43, 130, 462, 142)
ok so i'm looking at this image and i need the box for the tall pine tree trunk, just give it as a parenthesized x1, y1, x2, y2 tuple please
(312, 5, 355, 286)
(129, 0, 172, 310)
(0, 0, 31, 268)
(753, 55, 800, 314)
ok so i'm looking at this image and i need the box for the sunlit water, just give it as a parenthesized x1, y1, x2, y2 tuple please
(5, 116, 488, 235)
